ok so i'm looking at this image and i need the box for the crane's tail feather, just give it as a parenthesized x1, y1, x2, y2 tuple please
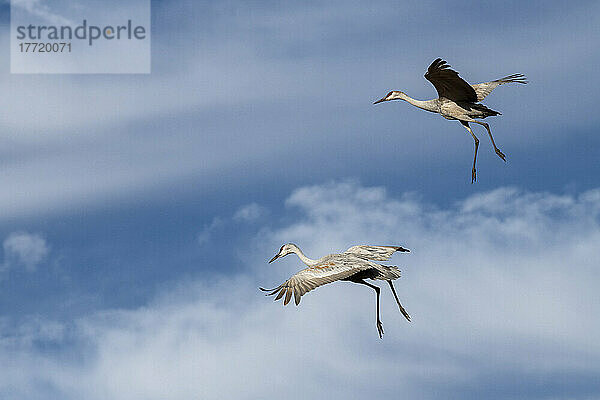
(379, 265, 402, 280)
(497, 73, 528, 84)
(472, 103, 501, 117)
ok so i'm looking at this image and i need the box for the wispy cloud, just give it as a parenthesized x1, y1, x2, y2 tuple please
(11, 0, 74, 25)
(1, 1, 599, 219)
(1, 182, 599, 399)
(198, 203, 269, 246)
(196, 217, 223, 246)
(233, 202, 268, 222)
(1, 231, 49, 275)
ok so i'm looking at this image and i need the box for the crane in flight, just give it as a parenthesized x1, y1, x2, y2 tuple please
(261, 243, 411, 338)
(374, 58, 527, 183)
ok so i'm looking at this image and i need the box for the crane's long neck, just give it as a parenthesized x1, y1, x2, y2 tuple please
(397, 93, 438, 113)
(293, 248, 318, 266)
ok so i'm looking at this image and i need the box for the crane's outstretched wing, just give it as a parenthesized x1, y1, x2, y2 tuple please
(471, 74, 528, 102)
(424, 58, 477, 102)
(344, 245, 409, 261)
(260, 263, 369, 306)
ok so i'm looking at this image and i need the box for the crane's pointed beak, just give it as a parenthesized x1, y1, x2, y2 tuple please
(268, 254, 280, 263)
(373, 97, 386, 105)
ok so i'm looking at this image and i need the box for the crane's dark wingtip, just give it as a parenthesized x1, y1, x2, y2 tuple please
(425, 58, 452, 78)
(260, 285, 284, 297)
(499, 74, 528, 85)
(396, 246, 410, 253)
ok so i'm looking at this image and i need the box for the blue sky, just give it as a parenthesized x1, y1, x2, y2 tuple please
(1, 0, 600, 399)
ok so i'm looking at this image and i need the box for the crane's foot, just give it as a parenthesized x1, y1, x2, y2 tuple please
(399, 307, 411, 322)
(377, 320, 384, 339)
(471, 168, 477, 184)
(495, 148, 506, 162)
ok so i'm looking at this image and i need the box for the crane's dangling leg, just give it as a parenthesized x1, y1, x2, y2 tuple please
(473, 121, 506, 162)
(387, 280, 411, 322)
(356, 279, 384, 338)
(460, 121, 479, 183)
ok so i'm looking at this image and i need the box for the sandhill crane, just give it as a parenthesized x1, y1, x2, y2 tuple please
(374, 58, 527, 183)
(260, 243, 411, 338)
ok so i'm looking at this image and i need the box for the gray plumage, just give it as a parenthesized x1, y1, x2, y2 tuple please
(374, 58, 527, 183)
(261, 243, 411, 338)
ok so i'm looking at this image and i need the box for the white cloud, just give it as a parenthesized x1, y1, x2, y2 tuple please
(1, 182, 600, 399)
(2, 232, 49, 274)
